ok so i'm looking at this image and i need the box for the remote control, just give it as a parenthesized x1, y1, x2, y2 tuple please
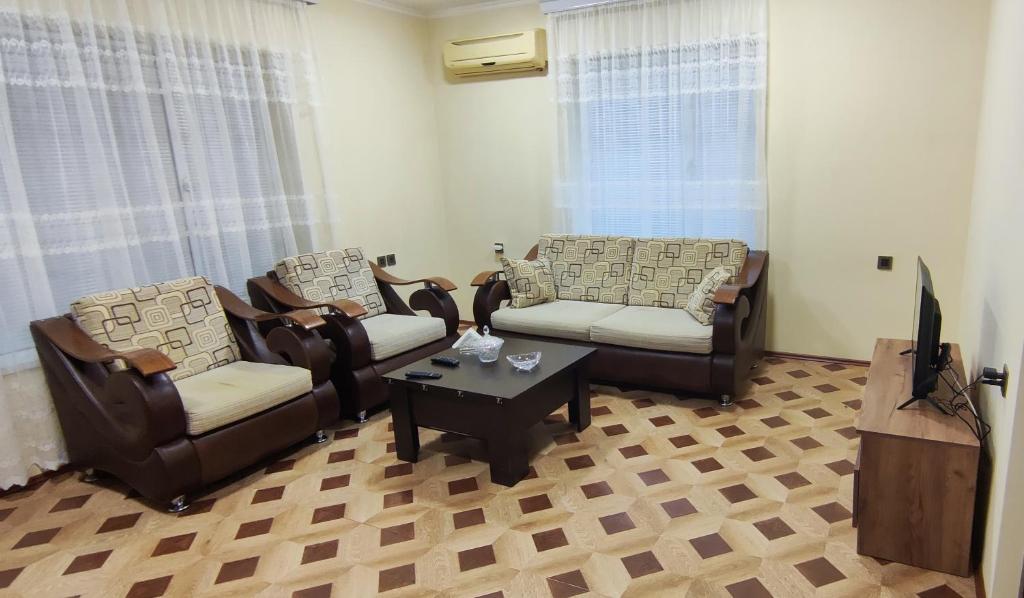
(431, 356, 460, 368)
(405, 371, 442, 380)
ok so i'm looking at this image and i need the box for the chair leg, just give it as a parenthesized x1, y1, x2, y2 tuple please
(167, 495, 190, 514)
(719, 394, 734, 407)
(314, 429, 328, 444)
(81, 468, 99, 483)
(357, 410, 368, 424)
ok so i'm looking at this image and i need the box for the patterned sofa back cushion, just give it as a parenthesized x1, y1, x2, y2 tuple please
(537, 235, 635, 304)
(274, 248, 385, 318)
(628, 238, 748, 309)
(70, 276, 240, 382)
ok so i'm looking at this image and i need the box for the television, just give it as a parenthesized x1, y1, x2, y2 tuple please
(899, 258, 950, 413)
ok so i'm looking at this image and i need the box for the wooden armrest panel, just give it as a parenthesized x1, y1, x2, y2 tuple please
(216, 286, 326, 329)
(471, 270, 501, 286)
(370, 263, 457, 292)
(713, 251, 767, 305)
(246, 277, 366, 319)
(34, 317, 176, 377)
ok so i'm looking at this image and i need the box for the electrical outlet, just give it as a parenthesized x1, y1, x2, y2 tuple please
(386, 254, 396, 266)
(376, 255, 387, 267)
(877, 256, 893, 271)
(494, 242, 505, 253)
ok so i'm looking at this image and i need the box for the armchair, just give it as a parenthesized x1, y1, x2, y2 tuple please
(30, 276, 338, 512)
(247, 248, 460, 422)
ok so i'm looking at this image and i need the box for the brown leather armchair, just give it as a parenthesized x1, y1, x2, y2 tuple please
(247, 249, 460, 422)
(30, 280, 338, 512)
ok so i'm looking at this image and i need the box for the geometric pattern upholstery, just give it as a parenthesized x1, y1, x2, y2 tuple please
(538, 235, 635, 304)
(70, 276, 239, 382)
(500, 257, 556, 309)
(685, 266, 733, 325)
(0, 355, 978, 597)
(274, 248, 385, 319)
(628, 238, 748, 309)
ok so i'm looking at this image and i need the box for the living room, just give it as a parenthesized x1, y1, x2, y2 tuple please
(0, 0, 1021, 596)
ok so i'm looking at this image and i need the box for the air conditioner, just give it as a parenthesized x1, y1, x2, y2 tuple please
(443, 29, 547, 78)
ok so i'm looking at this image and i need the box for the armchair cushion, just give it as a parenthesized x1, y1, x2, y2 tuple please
(590, 306, 713, 354)
(70, 276, 240, 382)
(501, 257, 556, 308)
(174, 361, 313, 435)
(628, 238, 747, 308)
(274, 248, 386, 319)
(537, 235, 635, 304)
(491, 300, 624, 342)
(361, 314, 447, 361)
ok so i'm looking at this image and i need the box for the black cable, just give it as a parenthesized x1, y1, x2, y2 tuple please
(937, 368, 991, 442)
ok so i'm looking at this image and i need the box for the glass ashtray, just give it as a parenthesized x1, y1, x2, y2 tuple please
(506, 352, 541, 371)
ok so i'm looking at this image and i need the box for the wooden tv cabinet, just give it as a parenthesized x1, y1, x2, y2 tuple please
(855, 339, 980, 576)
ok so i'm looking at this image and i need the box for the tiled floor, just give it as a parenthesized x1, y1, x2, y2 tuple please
(0, 357, 977, 597)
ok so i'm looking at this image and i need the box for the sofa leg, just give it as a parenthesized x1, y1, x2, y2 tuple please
(719, 394, 734, 407)
(314, 429, 329, 444)
(167, 495, 190, 514)
(81, 468, 98, 483)
(357, 410, 368, 424)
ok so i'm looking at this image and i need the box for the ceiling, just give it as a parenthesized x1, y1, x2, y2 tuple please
(353, 0, 535, 19)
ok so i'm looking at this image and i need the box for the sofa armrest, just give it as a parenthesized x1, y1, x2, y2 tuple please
(410, 287, 460, 336)
(266, 325, 334, 385)
(714, 251, 768, 305)
(246, 276, 368, 319)
(370, 262, 457, 292)
(471, 270, 501, 287)
(32, 316, 176, 378)
(473, 279, 511, 330)
(216, 286, 327, 330)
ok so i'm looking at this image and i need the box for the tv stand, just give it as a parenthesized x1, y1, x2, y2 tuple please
(855, 339, 979, 576)
(896, 342, 953, 414)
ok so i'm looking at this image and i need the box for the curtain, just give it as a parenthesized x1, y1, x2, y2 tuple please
(549, 0, 768, 247)
(0, 0, 335, 489)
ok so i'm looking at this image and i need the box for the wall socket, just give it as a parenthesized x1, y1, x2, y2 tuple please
(386, 254, 396, 266)
(877, 256, 893, 271)
(376, 255, 387, 267)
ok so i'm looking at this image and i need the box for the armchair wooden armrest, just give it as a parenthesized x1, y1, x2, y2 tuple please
(471, 270, 501, 287)
(246, 277, 368, 319)
(33, 316, 176, 377)
(215, 286, 326, 330)
(369, 263, 457, 292)
(713, 251, 768, 305)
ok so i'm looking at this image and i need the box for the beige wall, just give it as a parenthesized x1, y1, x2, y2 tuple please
(425, 0, 989, 360)
(310, 0, 450, 302)
(428, 4, 556, 314)
(957, 0, 1024, 592)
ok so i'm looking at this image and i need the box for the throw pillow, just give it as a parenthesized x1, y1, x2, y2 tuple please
(685, 266, 733, 325)
(501, 257, 556, 308)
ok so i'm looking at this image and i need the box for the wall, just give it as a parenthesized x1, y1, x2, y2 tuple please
(427, 0, 989, 360)
(310, 0, 450, 301)
(428, 4, 556, 313)
(957, 0, 1024, 592)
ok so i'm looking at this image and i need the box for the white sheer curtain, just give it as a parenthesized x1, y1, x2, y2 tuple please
(0, 0, 335, 489)
(549, 0, 768, 247)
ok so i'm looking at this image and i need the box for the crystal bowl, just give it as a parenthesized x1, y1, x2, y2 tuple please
(506, 351, 541, 371)
(477, 336, 504, 363)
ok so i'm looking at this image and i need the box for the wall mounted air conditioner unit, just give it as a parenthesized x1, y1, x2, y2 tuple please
(443, 29, 547, 78)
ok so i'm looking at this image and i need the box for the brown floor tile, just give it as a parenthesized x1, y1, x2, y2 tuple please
(301, 539, 338, 564)
(215, 556, 259, 584)
(152, 532, 196, 557)
(125, 576, 172, 598)
(813, 502, 852, 523)
(581, 481, 613, 499)
(384, 463, 413, 478)
(690, 533, 732, 559)
(726, 578, 773, 598)
(638, 469, 670, 486)
(13, 527, 60, 549)
(720, 484, 757, 503)
(532, 528, 569, 552)
(458, 545, 496, 571)
(453, 507, 486, 529)
(236, 518, 273, 539)
(378, 563, 415, 592)
(448, 477, 479, 495)
(97, 512, 142, 534)
(311, 503, 346, 524)
(63, 550, 112, 575)
(383, 489, 413, 508)
(51, 494, 91, 512)
(796, 557, 845, 587)
(754, 516, 795, 540)
(380, 522, 415, 546)
(621, 551, 663, 578)
(519, 494, 553, 514)
(599, 512, 636, 535)
(293, 583, 332, 598)
(619, 444, 647, 459)
(565, 455, 595, 470)
(661, 497, 697, 518)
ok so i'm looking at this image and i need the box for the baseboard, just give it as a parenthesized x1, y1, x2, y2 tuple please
(765, 350, 871, 368)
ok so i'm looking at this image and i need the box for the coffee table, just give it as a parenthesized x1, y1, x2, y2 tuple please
(384, 337, 595, 486)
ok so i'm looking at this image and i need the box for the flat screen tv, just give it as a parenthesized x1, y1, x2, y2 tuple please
(900, 258, 949, 413)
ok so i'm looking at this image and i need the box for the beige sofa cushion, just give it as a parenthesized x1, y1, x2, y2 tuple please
(491, 300, 625, 342)
(628, 238, 747, 308)
(501, 257, 556, 308)
(538, 235, 635, 304)
(274, 248, 385, 318)
(71, 276, 240, 382)
(685, 266, 732, 325)
(589, 306, 713, 354)
(174, 361, 312, 435)
(360, 314, 447, 361)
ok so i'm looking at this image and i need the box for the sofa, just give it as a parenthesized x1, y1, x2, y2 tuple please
(472, 235, 768, 405)
(247, 248, 460, 422)
(30, 276, 338, 511)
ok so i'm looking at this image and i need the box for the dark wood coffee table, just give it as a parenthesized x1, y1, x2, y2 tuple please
(384, 337, 595, 486)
